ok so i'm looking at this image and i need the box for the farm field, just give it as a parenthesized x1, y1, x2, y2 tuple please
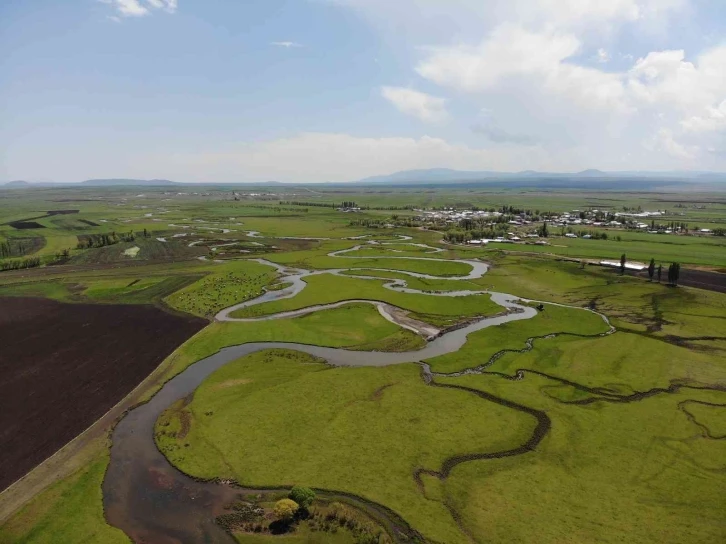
(0, 184, 725, 544)
(0, 296, 205, 491)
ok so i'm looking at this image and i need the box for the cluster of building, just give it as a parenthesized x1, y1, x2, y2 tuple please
(419, 209, 504, 222)
(468, 233, 548, 246)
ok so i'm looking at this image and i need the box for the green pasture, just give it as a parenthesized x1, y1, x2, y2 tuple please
(426, 303, 611, 373)
(229, 273, 500, 326)
(339, 269, 483, 292)
(263, 244, 475, 277)
(497, 231, 726, 267)
(2, 185, 726, 544)
(438, 370, 726, 544)
(163, 303, 425, 378)
(165, 260, 277, 317)
(0, 450, 129, 544)
(478, 253, 726, 345)
(155, 349, 536, 544)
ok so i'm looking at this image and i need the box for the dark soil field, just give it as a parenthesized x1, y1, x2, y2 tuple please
(0, 297, 206, 491)
(677, 268, 726, 293)
(633, 267, 726, 293)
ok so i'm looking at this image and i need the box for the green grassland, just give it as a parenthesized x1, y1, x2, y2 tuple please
(339, 268, 483, 292)
(228, 273, 501, 326)
(495, 230, 726, 267)
(262, 243, 474, 277)
(438, 370, 726, 544)
(165, 260, 278, 317)
(155, 349, 535, 544)
(2, 185, 726, 544)
(0, 447, 128, 544)
(161, 303, 425, 379)
(478, 253, 726, 346)
(426, 303, 612, 373)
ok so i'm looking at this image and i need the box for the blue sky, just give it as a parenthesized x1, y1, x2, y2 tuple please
(1, 0, 726, 182)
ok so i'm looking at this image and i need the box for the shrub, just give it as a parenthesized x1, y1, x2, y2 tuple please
(273, 499, 299, 522)
(289, 486, 316, 508)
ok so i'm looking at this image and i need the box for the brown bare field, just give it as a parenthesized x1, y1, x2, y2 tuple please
(633, 267, 726, 293)
(0, 296, 205, 491)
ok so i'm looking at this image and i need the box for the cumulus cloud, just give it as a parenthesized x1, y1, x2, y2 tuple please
(416, 24, 628, 113)
(322, 0, 726, 170)
(682, 100, 726, 133)
(648, 129, 698, 160)
(100, 0, 177, 18)
(380, 87, 448, 122)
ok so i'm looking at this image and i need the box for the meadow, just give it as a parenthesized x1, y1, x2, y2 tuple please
(1, 184, 725, 544)
(228, 273, 501, 327)
(155, 349, 535, 544)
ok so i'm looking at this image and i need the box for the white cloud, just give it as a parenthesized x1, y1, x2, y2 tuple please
(649, 129, 698, 160)
(271, 41, 303, 48)
(628, 48, 726, 114)
(682, 100, 726, 133)
(324, 0, 719, 171)
(145, 0, 177, 13)
(114, 0, 148, 17)
(380, 87, 448, 122)
(416, 25, 628, 112)
(100, 0, 177, 18)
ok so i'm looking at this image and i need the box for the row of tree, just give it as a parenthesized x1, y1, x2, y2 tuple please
(76, 231, 136, 249)
(0, 257, 41, 272)
(0, 239, 29, 259)
(646, 258, 681, 285)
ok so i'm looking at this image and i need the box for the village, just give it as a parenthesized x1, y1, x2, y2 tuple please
(416, 206, 717, 247)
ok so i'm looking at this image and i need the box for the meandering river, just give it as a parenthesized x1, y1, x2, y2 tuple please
(103, 249, 604, 543)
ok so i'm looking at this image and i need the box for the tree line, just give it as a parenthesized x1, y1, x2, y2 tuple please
(0, 257, 41, 272)
(646, 258, 681, 285)
(0, 240, 27, 259)
(77, 231, 136, 249)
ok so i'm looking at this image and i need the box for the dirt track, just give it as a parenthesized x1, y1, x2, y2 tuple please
(0, 297, 205, 492)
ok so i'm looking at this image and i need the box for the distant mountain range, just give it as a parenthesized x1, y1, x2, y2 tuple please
(0, 178, 179, 188)
(81, 178, 178, 187)
(356, 168, 726, 184)
(1, 169, 725, 189)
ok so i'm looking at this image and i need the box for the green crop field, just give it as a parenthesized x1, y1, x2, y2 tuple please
(1, 184, 725, 544)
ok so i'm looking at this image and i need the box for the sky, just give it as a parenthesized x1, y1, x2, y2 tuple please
(1, 0, 726, 182)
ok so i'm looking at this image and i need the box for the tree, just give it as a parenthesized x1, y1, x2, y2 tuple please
(273, 499, 299, 522)
(538, 221, 549, 238)
(657, 264, 662, 283)
(648, 258, 655, 281)
(289, 486, 315, 509)
(668, 262, 681, 286)
(620, 254, 627, 275)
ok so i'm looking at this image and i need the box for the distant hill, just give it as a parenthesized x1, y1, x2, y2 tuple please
(358, 168, 504, 184)
(80, 179, 179, 187)
(3, 180, 31, 187)
(356, 168, 726, 186)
